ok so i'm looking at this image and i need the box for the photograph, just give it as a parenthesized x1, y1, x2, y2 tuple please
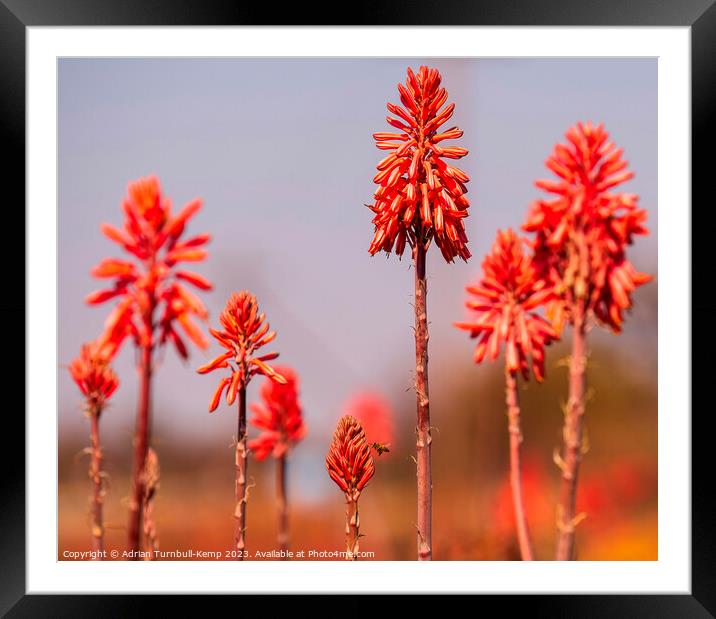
(57, 56, 658, 562)
(4, 0, 705, 606)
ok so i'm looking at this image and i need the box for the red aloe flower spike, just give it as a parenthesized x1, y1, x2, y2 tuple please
(455, 229, 559, 383)
(522, 123, 652, 561)
(69, 342, 120, 413)
(198, 291, 286, 560)
(523, 122, 651, 335)
(248, 366, 305, 460)
(368, 66, 471, 262)
(367, 66, 472, 561)
(247, 366, 306, 556)
(455, 229, 559, 561)
(87, 175, 211, 556)
(69, 342, 119, 558)
(326, 416, 375, 560)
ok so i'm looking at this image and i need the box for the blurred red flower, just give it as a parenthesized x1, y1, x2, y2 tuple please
(342, 391, 395, 452)
(326, 416, 375, 498)
(87, 175, 212, 358)
(248, 366, 306, 460)
(455, 228, 559, 381)
(69, 342, 119, 415)
(491, 456, 655, 542)
(492, 457, 552, 539)
(368, 65, 471, 263)
(523, 122, 651, 332)
(198, 291, 286, 413)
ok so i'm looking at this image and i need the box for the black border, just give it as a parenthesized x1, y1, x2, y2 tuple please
(4, 0, 712, 613)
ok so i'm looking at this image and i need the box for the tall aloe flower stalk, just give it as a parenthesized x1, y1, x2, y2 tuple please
(87, 175, 212, 555)
(198, 291, 286, 560)
(248, 366, 306, 557)
(524, 122, 651, 560)
(455, 229, 558, 560)
(326, 416, 375, 561)
(367, 66, 471, 560)
(69, 342, 119, 558)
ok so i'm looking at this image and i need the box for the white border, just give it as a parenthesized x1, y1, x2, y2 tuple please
(28, 27, 690, 593)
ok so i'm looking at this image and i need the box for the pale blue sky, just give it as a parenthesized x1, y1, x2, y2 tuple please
(58, 58, 657, 494)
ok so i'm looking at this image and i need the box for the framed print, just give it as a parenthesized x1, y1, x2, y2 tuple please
(4, 0, 712, 613)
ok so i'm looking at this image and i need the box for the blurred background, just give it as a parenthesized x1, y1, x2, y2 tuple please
(58, 57, 657, 560)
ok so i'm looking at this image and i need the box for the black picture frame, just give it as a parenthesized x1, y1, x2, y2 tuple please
(3, 0, 711, 613)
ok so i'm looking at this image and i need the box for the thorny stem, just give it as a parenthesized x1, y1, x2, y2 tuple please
(235, 385, 248, 560)
(414, 241, 432, 561)
(89, 412, 104, 558)
(345, 495, 360, 561)
(142, 448, 160, 560)
(276, 452, 289, 557)
(555, 312, 587, 560)
(505, 372, 534, 561)
(128, 326, 153, 557)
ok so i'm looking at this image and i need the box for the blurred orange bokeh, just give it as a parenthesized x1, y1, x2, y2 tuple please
(59, 330, 657, 561)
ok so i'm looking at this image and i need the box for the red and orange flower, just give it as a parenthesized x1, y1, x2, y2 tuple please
(326, 416, 375, 499)
(198, 291, 286, 413)
(248, 366, 306, 460)
(87, 175, 212, 359)
(523, 122, 651, 332)
(368, 66, 471, 262)
(455, 229, 559, 381)
(69, 342, 119, 415)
